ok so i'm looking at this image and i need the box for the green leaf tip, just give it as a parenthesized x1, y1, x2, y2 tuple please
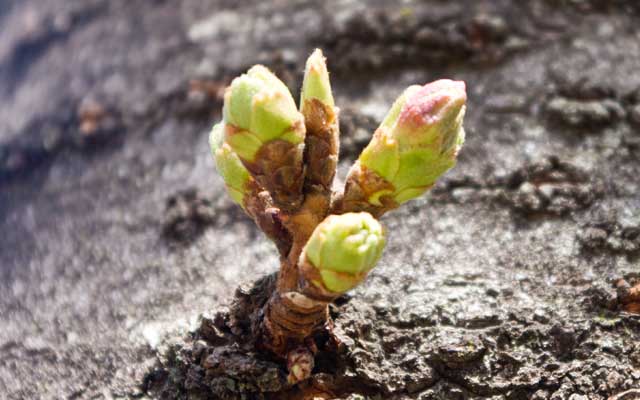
(210, 122, 251, 206)
(300, 49, 335, 110)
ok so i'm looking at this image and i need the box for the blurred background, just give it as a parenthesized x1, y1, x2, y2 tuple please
(1, 1, 639, 398)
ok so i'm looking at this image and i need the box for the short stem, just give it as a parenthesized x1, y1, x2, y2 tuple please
(260, 186, 333, 378)
(261, 288, 329, 356)
(277, 190, 330, 292)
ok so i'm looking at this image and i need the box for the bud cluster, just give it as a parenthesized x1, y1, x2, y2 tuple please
(208, 49, 468, 380)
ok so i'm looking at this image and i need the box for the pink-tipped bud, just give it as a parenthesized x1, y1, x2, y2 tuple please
(357, 79, 467, 206)
(394, 79, 466, 149)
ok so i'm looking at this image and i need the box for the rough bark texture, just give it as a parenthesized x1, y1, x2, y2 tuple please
(1, 0, 640, 399)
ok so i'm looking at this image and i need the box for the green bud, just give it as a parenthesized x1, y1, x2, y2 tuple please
(299, 48, 340, 192)
(209, 122, 251, 206)
(303, 212, 385, 293)
(300, 49, 335, 110)
(359, 79, 466, 204)
(222, 66, 304, 162)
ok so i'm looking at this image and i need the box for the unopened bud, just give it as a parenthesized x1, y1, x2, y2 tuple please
(221, 65, 306, 209)
(222, 66, 305, 162)
(302, 212, 385, 293)
(359, 79, 466, 204)
(299, 49, 340, 192)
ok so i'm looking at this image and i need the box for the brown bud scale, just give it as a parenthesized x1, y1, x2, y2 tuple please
(244, 139, 305, 212)
(335, 163, 399, 217)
